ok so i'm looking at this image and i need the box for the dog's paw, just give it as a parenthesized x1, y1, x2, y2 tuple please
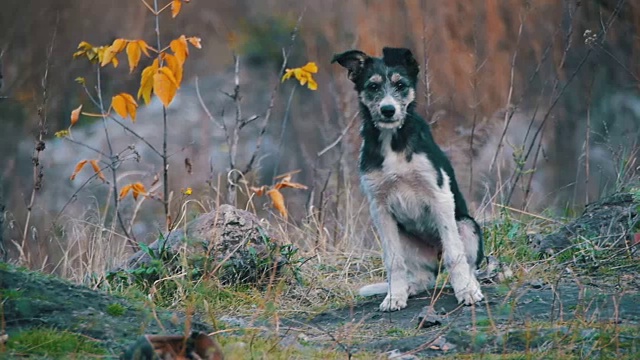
(454, 278, 484, 306)
(379, 292, 408, 312)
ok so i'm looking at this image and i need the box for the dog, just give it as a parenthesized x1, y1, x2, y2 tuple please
(331, 47, 485, 311)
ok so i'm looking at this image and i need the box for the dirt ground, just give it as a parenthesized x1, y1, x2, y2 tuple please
(300, 275, 640, 358)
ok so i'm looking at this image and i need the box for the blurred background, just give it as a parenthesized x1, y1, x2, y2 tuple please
(0, 0, 639, 270)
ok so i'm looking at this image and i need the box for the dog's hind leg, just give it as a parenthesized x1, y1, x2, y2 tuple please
(401, 232, 439, 296)
(368, 204, 411, 312)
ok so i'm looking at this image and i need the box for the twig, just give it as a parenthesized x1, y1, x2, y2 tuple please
(271, 86, 297, 182)
(243, 8, 307, 175)
(227, 53, 242, 204)
(488, 11, 526, 172)
(95, 65, 134, 245)
(195, 76, 224, 130)
(153, 0, 171, 229)
(317, 111, 359, 157)
(20, 12, 59, 264)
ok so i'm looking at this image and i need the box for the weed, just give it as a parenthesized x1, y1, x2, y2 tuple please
(4, 327, 106, 359)
(106, 303, 126, 317)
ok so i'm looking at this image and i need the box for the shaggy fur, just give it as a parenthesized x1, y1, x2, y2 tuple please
(332, 47, 485, 311)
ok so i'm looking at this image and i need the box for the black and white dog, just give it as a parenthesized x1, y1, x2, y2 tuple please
(332, 47, 485, 311)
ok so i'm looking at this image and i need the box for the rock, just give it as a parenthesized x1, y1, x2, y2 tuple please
(533, 192, 640, 254)
(384, 349, 421, 360)
(114, 204, 292, 285)
(416, 306, 447, 329)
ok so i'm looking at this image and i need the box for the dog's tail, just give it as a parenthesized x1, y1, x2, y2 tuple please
(358, 282, 388, 297)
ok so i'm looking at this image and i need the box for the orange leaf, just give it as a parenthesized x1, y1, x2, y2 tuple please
(162, 53, 183, 87)
(187, 36, 202, 49)
(70, 104, 83, 126)
(119, 184, 133, 200)
(267, 189, 287, 218)
(111, 94, 128, 119)
(70, 160, 88, 180)
(276, 180, 308, 190)
(89, 160, 106, 182)
(250, 185, 267, 197)
(170, 35, 188, 65)
(132, 182, 147, 200)
(153, 67, 179, 107)
(126, 41, 142, 73)
(138, 58, 159, 105)
(171, 0, 182, 18)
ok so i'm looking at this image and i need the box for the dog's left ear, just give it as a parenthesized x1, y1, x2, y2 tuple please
(382, 47, 419, 79)
(331, 49, 369, 82)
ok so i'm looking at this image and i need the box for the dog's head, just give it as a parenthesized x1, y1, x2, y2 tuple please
(331, 47, 419, 130)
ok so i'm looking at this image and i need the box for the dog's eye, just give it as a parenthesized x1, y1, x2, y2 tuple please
(367, 83, 379, 91)
(395, 82, 406, 91)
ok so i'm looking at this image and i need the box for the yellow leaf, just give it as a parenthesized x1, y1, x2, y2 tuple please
(162, 53, 183, 87)
(307, 76, 318, 91)
(119, 184, 133, 200)
(89, 160, 106, 182)
(153, 67, 179, 107)
(281, 69, 294, 82)
(170, 35, 189, 65)
(70, 104, 83, 126)
(111, 93, 138, 121)
(267, 189, 287, 218)
(120, 93, 138, 121)
(70, 160, 88, 180)
(138, 59, 159, 105)
(101, 39, 127, 67)
(171, 0, 182, 18)
(55, 130, 70, 138)
(301, 62, 318, 73)
(126, 41, 142, 73)
(281, 61, 319, 90)
(111, 95, 128, 119)
(137, 40, 152, 57)
(187, 36, 202, 49)
(182, 187, 192, 195)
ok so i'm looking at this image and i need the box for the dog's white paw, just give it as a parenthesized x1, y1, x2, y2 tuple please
(379, 292, 408, 312)
(454, 278, 484, 306)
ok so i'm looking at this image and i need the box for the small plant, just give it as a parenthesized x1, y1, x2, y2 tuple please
(55, 0, 203, 246)
(106, 302, 126, 317)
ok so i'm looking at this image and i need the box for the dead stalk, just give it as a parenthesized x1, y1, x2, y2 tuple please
(21, 13, 59, 264)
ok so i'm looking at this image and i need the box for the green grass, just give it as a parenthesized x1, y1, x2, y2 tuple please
(106, 302, 126, 317)
(4, 327, 107, 359)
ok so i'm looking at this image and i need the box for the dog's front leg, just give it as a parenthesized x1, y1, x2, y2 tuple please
(432, 184, 484, 305)
(370, 204, 410, 312)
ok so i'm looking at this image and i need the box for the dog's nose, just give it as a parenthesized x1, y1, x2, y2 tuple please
(380, 105, 395, 118)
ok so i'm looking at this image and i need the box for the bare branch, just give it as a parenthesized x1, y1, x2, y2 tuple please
(243, 7, 307, 175)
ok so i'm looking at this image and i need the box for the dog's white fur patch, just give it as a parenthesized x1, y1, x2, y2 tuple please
(360, 130, 484, 311)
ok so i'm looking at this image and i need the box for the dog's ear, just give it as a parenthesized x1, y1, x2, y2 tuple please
(382, 47, 419, 79)
(331, 50, 369, 82)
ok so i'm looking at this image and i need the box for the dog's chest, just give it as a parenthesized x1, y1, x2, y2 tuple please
(361, 135, 442, 217)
